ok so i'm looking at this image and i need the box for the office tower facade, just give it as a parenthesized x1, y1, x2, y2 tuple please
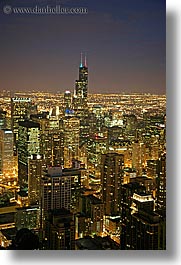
(0, 129, 16, 184)
(107, 126, 124, 145)
(28, 154, 44, 206)
(41, 167, 71, 212)
(11, 97, 32, 142)
(123, 114, 137, 139)
(132, 140, 146, 176)
(41, 167, 81, 214)
(120, 182, 146, 250)
(88, 107, 105, 135)
(18, 121, 40, 189)
(146, 159, 159, 179)
(64, 91, 72, 114)
(0, 109, 6, 129)
(128, 193, 165, 250)
(30, 113, 49, 133)
(150, 136, 160, 160)
(79, 194, 104, 236)
(87, 135, 107, 190)
(41, 130, 64, 167)
(156, 153, 166, 217)
(101, 153, 124, 216)
(30, 113, 64, 167)
(155, 153, 166, 252)
(15, 206, 40, 231)
(63, 117, 80, 168)
(45, 209, 75, 250)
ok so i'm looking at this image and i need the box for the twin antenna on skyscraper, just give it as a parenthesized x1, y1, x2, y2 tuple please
(80, 52, 87, 68)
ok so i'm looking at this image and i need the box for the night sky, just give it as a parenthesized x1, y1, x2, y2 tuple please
(0, 0, 166, 94)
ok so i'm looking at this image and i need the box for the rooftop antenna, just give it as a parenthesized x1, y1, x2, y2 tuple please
(84, 53, 87, 67)
(80, 52, 83, 67)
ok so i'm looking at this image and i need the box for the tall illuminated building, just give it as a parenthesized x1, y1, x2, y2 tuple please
(74, 53, 88, 102)
(128, 193, 165, 250)
(45, 209, 75, 250)
(123, 114, 137, 140)
(28, 154, 44, 206)
(73, 54, 89, 144)
(150, 136, 159, 160)
(120, 182, 146, 250)
(40, 166, 81, 245)
(30, 113, 64, 167)
(88, 106, 105, 135)
(146, 160, 158, 179)
(11, 97, 32, 142)
(87, 134, 107, 188)
(41, 167, 70, 212)
(41, 131, 64, 167)
(155, 154, 166, 250)
(18, 121, 40, 189)
(132, 141, 146, 176)
(0, 109, 6, 129)
(156, 153, 166, 217)
(63, 117, 80, 168)
(101, 153, 124, 216)
(64, 91, 72, 114)
(30, 112, 49, 133)
(78, 194, 104, 236)
(0, 129, 17, 184)
(41, 167, 81, 214)
(15, 205, 40, 231)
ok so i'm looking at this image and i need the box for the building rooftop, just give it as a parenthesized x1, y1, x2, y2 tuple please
(132, 193, 154, 202)
(44, 167, 84, 178)
(132, 211, 160, 225)
(86, 195, 103, 205)
(19, 120, 40, 128)
(76, 235, 120, 250)
(1, 227, 17, 240)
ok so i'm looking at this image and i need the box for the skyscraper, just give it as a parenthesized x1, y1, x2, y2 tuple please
(41, 166, 81, 214)
(63, 116, 80, 168)
(129, 193, 165, 250)
(0, 109, 6, 130)
(41, 167, 70, 212)
(156, 153, 166, 217)
(41, 131, 64, 167)
(45, 209, 75, 250)
(18, 121, 40, 189)
(101, 153, 124, 216)
(74, 53, 88, 102)
(87, 134, 107, 188)
(15, 205, 40, 231)
(132, 140, 146, 176)
(120, 182, 146, 250)
(28, 154, 44, 206)
(73, 54, 89, 145)
(11, 97, 32, 142)
(79, 194, 104, 236)
(0, 129, 16, 184)
(64, 91, 72, 114)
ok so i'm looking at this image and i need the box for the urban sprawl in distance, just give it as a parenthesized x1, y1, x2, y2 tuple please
(0, 56, 166, 250)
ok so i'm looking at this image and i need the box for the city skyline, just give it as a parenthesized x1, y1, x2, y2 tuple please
(0, 0, 166, 251)
(0, 0, 166, 94)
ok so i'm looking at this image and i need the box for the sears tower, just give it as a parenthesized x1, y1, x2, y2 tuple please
(73, 53, 89, 144)
(74, 53, 88, 109)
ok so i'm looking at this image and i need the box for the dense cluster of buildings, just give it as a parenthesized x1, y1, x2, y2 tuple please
(0, 55, 166, 250)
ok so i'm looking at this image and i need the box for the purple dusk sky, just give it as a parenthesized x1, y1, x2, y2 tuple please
(0, 0, 166, 94)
